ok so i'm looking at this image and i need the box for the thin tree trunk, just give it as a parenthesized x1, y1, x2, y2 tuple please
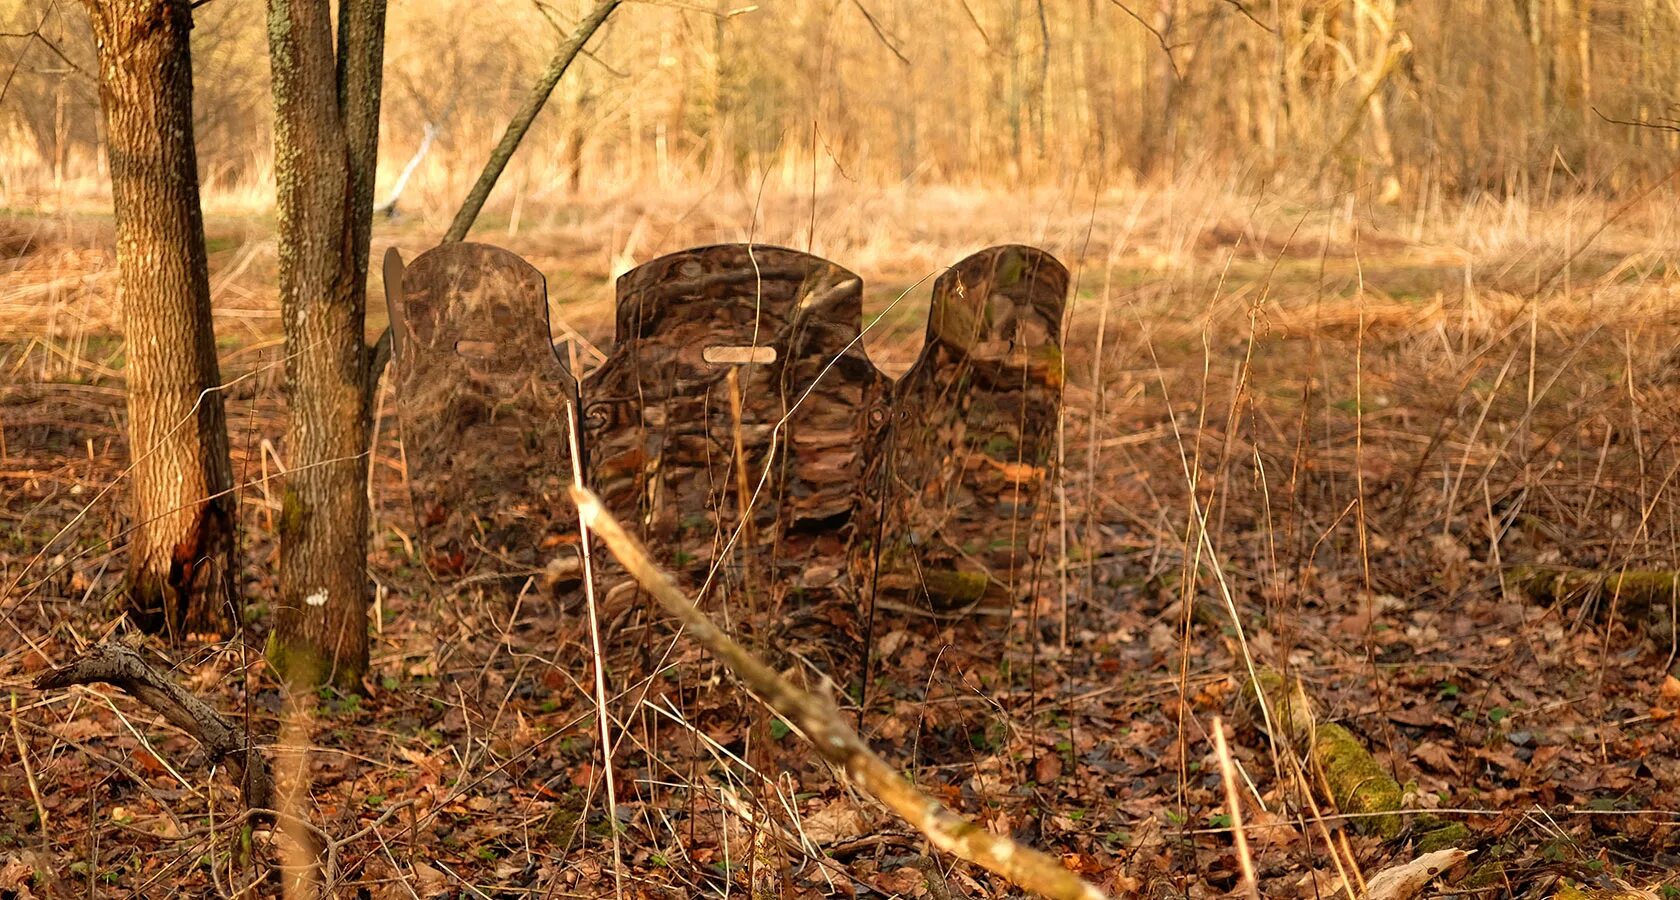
(1520, 0, 1549, 131)
(1140, 0, 1179, 176)
(1007, 0, 1024, 177)
(85, 0, 235, 638)
(338, 0, 387, 315)
(266, 0, 386, 690)
(1574, 0, 1591, 119)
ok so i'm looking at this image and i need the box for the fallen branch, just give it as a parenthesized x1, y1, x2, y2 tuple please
(376, 119, 443, 219)
(1365, 848, 1471, 900)
(570, 485, 1110, 900)
(33, 643, 274, 813)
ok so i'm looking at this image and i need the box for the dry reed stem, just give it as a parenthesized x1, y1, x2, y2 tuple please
(1210, 716, 1259, 900)
(9, 692, 48, 843)
(564, 403, 625, 899)
(569, 484, 1112, 900)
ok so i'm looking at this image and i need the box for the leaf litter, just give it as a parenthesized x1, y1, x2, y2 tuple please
(3, 205, 1680, 897)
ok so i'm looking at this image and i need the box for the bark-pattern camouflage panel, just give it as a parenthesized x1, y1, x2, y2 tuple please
(389, 242, 579, 581)
(582, 244, 887, 605)
(854, 245, 1067, 617)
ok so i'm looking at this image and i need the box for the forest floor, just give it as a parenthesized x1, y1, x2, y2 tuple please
(3, 179, 1680, 898)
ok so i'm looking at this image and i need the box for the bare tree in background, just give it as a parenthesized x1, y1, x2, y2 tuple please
(82, 0, 236, 637)
(265, 0, 387, 690)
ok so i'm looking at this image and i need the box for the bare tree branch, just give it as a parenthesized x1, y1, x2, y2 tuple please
(957, 0, 993, 50)
(570, 485, 1112, 900)
(849, 0, 911, 66)
(1106, 0, 1179, 80)
(531, 0, 629, 77)
(1217, 0, 1276, 34)
(444, 0, 622, 243)
(1593, 105, 1680, 134)
(0, 6, 87, 80)
(0, 1, 59, 106)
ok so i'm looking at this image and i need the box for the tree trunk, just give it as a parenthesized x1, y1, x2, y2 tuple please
(85, 0, 235, 638)
(265, 0, 386, 691)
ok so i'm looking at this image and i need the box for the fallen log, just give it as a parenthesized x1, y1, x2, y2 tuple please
(1245, 668, 1406, 839)
(1510, 565, 1680, 618)
(1243, 670, 1471, 851)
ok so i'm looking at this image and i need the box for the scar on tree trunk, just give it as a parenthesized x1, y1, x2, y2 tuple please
(127, 490, 237, 640)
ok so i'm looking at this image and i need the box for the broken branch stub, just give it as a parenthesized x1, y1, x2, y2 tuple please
(583, 244, 888, 606)
(389, 242, 580, 581)
(856, 245, 1068, 617)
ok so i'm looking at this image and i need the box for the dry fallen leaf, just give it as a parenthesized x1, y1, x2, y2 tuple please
(1035, 751, 1064, 784)
(800, 797, 868, 844)
(1412, 740, 1462, 776)
(0, 855, 36, 898)
(412, 860, 447, 895)
(1364, 848, 1471, 900)
(1654, 675, 1680, 719)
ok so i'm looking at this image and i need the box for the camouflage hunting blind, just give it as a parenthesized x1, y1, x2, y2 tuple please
(385, 240, 1067, 648)
(582, 244, 888, 608)
(386, 243, 581, 580)
(855, 245, 1068, 619)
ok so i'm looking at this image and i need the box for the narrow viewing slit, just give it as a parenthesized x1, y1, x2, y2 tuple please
(703, 345, 778, 365)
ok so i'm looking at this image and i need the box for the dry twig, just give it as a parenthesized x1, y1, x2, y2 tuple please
(570, 484, 1111, 900)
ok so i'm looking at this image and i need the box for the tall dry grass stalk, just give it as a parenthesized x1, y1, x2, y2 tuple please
(274, 688, 320, 898)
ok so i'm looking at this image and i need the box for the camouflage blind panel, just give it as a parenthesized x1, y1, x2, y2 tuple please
(387, 242, 581, 581)
(854, 244, 1068, 617)
(582, 244, 887, 604)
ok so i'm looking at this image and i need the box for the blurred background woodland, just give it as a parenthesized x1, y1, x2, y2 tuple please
(4, 0, 1678, 211)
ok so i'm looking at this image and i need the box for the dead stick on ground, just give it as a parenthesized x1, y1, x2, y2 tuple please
(1211, 716, 1259, 900)
(37, 645, 333, 894)
(570, 485, 1111, 900)
(10, 693, 48, 841)
(34, 643, 275, 812)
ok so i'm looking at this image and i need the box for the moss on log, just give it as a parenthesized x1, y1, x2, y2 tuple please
(1512, 565, 1680, 616)
(1245, 668, 1406, 838)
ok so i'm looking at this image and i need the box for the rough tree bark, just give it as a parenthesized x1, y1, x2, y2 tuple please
(265, 0, 386, 690)
(267, 0, 616, 689)
(84, 0, 236, 638)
